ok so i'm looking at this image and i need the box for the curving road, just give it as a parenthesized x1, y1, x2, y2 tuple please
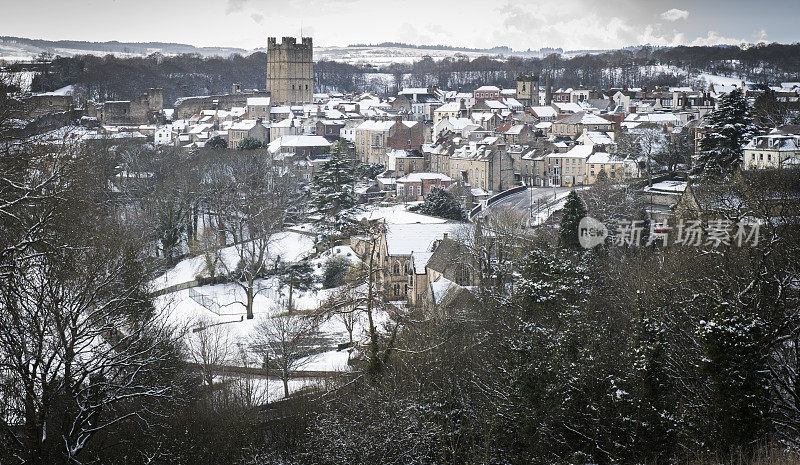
(479, 186, 573, 219)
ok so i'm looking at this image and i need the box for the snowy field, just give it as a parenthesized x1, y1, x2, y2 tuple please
(354, 203, 447, 224)
(152, 224, 404, 399)
(151, 230, 316, 292)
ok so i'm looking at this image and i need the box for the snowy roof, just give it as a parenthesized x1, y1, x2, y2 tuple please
(356, 120, 395, 131)
(396, 172, 452, 183)
(385, 223, 464, 256)
(559, 144, 593, 159)
(624, 113, 679, 123)
(583, 131, 614, 145)
(435, 102, 462, 112)
(268, 134, 331, 149)
(412, 252, 434, 274)
(273, 117, 299, 128)
(531, 106, 557, 117)
(35, 84, 74, 96)
(247, 97, 271, 106)
(230, 120, 258, 131)
(430, 276, 454, 304)
(448, 117, 478, 131)
(744, 134, 800, 151)
(553, 102, 584, 114)
(483, 100, 507, 110)
(586, 152, 623, 164)
(643, 180, 687, 193)
(475, 85, 500, 92)
(399, 87, 431, 95)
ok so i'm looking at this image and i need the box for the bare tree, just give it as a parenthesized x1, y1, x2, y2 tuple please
(203, 151, 301, 319)
(251, 310, 319, 398)
(187, 317, 233, 390)
(319, 221, 400, 378)
(617, 125, 666, 187)
(0, 127, 180, 464)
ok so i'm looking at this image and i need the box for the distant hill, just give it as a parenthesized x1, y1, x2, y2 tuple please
(0, 36, 248, 60)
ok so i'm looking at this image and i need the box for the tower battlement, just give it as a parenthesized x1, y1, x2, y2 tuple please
(266, 36, 314, 105)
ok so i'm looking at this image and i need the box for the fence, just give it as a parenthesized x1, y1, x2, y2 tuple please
(189, 288, 222, 315)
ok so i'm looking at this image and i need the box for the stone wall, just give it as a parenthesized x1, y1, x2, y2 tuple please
(174, 90, 269, 119)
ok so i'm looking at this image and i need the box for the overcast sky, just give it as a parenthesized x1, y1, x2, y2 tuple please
(3, 0, 798, 51)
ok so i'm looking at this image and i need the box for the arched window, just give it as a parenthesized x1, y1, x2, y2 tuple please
(393, 261, 400, 274)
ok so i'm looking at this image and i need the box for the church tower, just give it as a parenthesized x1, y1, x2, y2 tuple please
(266, 37, 313, 105)
(516, 74, 539, 106)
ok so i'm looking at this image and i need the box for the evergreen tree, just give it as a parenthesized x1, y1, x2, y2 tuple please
(413, 187, 466, 220)
(322, 255, 350, 289)
(355, 162, 385, 180)
(693, 88, 757, 178)
(698, 304, 768, 454)
(309, 142, 359, 238)
(237, 137, 263, 150)
(206, 135, 228, 150)
(276, 259, 315, 313)
(559, 190, 587, 249)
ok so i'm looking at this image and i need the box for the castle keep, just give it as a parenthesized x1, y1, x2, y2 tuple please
(266, 36, 313, 105)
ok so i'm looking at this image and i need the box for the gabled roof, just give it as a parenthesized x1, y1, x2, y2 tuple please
(385, 223, 465, 256)
(556, 112, 612, 126)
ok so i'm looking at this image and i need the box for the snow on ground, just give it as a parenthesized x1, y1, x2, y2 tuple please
(36, 84, 74, 96)
(298, 348, 353, 372)
(151, 230, 316, 291)
(1, 70, 36, 92)
(310, 244, 362, 279)
(696, 73, 750, 88)
(531, 190, 572, 226)
(154, 237, 392, 400)
(214, 376, 322, 403)
(157, 276, 388, 371)
(355, 203, 447, 224)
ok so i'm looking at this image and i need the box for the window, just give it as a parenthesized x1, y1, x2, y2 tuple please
(393, 284, 400, 296)
(417, 186, 422, 195)
(393, 261, 400, 274)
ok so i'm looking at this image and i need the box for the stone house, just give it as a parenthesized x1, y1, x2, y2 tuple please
(228, 119, 269, 149)
(395, 173, 453, 200)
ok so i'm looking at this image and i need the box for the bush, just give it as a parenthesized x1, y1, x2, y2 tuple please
(413, 187, 466, 221)
(238, 137, 263, 150)
(322, 256, 350, 288)
(206, 136, 228, 150)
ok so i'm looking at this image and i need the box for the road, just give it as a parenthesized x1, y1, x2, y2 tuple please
(479, 186, 573, 221)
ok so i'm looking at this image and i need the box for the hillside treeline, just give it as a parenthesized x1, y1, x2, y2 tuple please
(25, 42, 800, 105)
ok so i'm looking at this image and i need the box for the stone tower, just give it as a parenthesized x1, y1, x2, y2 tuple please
(266, 36, 313, 105)
(544, 72, 552, 106)
(516, 74, 539, 106)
